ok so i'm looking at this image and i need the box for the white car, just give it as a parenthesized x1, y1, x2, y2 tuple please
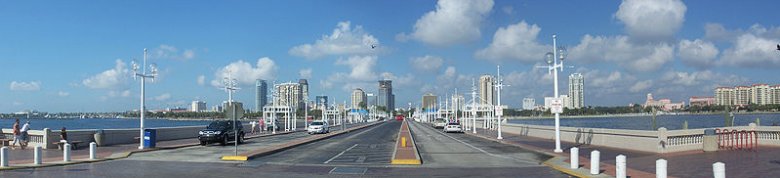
(307, 121, 330, 134)
(443, 122, 463, 133)
(433, 118, 447, 129)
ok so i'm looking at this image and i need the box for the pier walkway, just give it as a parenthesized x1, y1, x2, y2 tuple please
(475, 128, 780, 177)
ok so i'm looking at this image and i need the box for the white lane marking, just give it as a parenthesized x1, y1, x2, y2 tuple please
(324, 144, 359, 164)
(411, 121, 538, 165)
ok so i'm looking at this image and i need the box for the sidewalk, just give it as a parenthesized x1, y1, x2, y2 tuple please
(473, 128, 780, 177)
(3, 130, 290, 166)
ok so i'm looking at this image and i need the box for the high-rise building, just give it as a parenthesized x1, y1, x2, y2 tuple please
(316, 95, 329, 109)
(274, 82, 301, 109)
(255, 79, 268, 111)
(771, 85, 780, 105)
(479, 75, 495, 105)
(568, 73, 584, 109)
(378, 80, 394, 110)
(715, 87, 735, 106)
(351, 88, 367, 109)
(366, 93, 377, 107)
(299, 79, 309, 109)
(191, 101, 207, 112)
(734, 86, 751, 106)
(751, 84, 770, 105)
(422, 93, 437, 109)
(523, 98, 536, 110)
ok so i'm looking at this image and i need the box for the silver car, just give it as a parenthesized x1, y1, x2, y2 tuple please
(307, 121, 330, 134)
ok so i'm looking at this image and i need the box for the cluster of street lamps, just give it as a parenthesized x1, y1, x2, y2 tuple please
(132, 48, 157, 150)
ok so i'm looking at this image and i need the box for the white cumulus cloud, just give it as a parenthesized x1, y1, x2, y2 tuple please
(197, 75, 206, 86)
(9, 81, 41, 91)
(154, 93, 171, 101)
(400, 0, 494, 46)
(289, 21, 379, 59)
(569, 35, 674, 72)
(410, 55, 444, 71)
(152, 44, 196, 60)
(475, 21, 549, 63)
(83, 59, 129, 89)
(615, 0, 687, 42)
(211, 57, 278, 87)
(299, 68, 313, 79)
(336, 55, 378, 81)
(677, 39, 719, 68)
(58, 91, 70, 97)
(719, 33, 780, 68)
(630, 80, 653, 93)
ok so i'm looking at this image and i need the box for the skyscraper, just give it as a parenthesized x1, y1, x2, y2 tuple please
(191, 101, 207, 112)
(299, 79, 309, 109)
(479, 75, 495, 105)
(378, 80, 394, 111)
(568, 73, 584, 109)
(366, 93, 377, 107)
(255, 79, 268, 111)
(351, 88, 367, 109)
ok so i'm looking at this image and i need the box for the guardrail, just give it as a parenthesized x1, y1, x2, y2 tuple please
(499, 123, 780, 153)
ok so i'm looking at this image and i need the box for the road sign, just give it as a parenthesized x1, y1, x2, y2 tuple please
(225, 102, 245, 119)
(495, 106, 503, 116)
(551, 98, 563, 114)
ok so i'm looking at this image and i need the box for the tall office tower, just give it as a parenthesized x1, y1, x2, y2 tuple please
(191, 101, 207, 112)
(274, 82, 301, 109)
(298, 79, 309, 109)
(568, 73, 584, 109)
(378, 80, 394, 110)
(316, 95, 329, 109)
(422, 93, 438, 109)
(351, 88, 367, 109)
(256, 79, 268, 111)
(479, 75, 495, 105)
(366, 93, 377, 107)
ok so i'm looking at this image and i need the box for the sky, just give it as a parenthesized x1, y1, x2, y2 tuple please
(1, 0, 779, 113)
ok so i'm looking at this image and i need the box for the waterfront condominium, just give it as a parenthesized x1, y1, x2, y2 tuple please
(715, 84, 780, 106)
(299, 79, 309, 110)
(568, 73, 584, 109)
(378, 80, 394, 111)
(351, 88, 367, 109)
(479, 74, 495, 105)
(191, 101, 207, 112)
(255, 79, 268, 111)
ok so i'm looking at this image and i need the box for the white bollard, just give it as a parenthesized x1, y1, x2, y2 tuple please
(616, 154, 627, 178)
(0, 147, 8, 167)
(34, 146, 42, 165)
(590, 150, 600, 175)
(656, 159, 667, 178)
(63, 144, 71, 162)
(713, 162, 725, 178)
(570, 147, 579, 169)
(90, 142, 97, 160)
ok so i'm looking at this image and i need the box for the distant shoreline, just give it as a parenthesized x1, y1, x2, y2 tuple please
(505, 111, 780, 120)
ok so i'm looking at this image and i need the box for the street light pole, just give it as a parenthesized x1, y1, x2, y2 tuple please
(494, 65, 508, 140)
(132, 48, 157, 150)
(537, 34, 567, 153)
(222, 71, 240, 156)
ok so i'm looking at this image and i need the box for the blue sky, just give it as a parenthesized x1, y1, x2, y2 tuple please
(1, 0, 779, 113)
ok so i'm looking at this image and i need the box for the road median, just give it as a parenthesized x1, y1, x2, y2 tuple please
(390, 119, 422, 165)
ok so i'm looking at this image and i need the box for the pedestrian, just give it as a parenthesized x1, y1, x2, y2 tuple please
(11, 119, 20, 149)
(250, 120, 257, 134)
(20, 121, 30, 149)
(259, 118, 265, 133)
(60, 127, 68, 142)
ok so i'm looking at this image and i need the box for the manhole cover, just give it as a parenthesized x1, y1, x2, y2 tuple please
(329, 167, 367, 175)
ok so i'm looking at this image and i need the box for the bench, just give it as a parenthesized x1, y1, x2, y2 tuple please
(0, 138, 12, 146)
(53, 141, 84, 150)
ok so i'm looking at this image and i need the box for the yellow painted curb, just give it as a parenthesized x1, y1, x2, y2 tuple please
(221, 155, 248, 161)
(542, 158, 589, 178)
(391, 159, 421, 165)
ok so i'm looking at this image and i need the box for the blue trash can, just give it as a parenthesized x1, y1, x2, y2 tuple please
(144, 129, 157, 148)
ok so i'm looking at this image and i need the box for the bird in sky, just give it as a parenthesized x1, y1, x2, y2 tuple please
(776, 44, 779, 51)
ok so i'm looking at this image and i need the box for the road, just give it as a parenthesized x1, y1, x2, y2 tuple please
(0, 120, 570, 177)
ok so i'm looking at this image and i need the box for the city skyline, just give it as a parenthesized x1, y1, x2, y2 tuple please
(1, 0, 779, 112)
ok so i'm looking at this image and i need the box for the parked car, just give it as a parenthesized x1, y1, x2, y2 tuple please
(307, 121, 330, 134)
(395, 115, 404, 121)
(443, 122, 463, 133)
(432, 118, 447, 129)
(198, 120, 245, 146)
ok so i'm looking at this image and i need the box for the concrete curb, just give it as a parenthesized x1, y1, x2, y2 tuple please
(390, 119, 422, 165)
(220, 122, 383, 161)
(0, 130, 301, 171)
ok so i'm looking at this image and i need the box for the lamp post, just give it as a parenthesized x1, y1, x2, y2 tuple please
(537, 34, 568, 153)
(222, 72, 240, 156)
(132, 48, 158, 150)
(494, 65, 509, 140)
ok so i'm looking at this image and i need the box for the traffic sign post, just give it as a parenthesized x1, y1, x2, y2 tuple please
(551, 98, 563, 114)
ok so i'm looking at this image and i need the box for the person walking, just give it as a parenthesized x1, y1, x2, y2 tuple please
(259, 118, 265, 133)
(20, 121, 30, 149)
(11, 119, 20, 149)
(250, 120, 257, 134)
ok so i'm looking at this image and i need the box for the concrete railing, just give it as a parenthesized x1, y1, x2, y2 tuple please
(2, 124, 254, 149)
(497, 123, 780, 153)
